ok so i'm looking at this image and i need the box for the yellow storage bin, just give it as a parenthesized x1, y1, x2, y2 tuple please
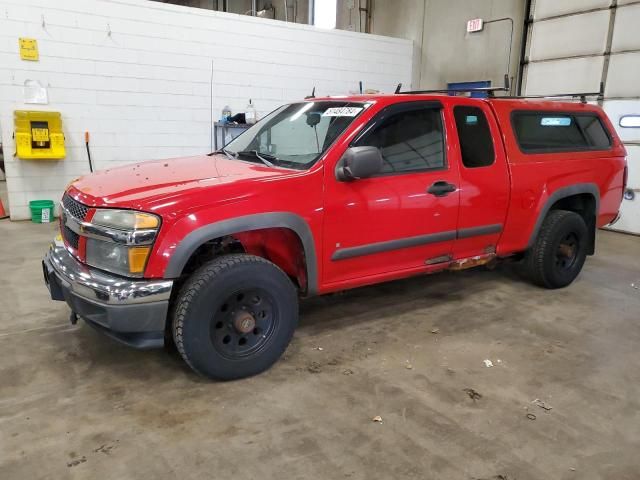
(14, 110, 66, 160)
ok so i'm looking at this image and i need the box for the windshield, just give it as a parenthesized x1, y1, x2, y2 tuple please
(223, 101, 368, 170)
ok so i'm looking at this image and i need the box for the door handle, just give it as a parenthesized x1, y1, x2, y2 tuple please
(427, 181, 456, 197)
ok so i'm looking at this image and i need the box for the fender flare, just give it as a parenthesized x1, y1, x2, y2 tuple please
(527, 183, 600, 249)
(164, 213, 318, 295)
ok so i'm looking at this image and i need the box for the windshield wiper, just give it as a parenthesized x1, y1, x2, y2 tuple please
(215, 147, 237, 161)
(236, 150, 278, 168)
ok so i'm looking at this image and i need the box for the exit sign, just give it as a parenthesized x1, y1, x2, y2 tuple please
(467, 18, 484, 33)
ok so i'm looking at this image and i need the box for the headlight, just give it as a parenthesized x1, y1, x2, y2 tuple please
(92, 210, 159, 230)
(85, 209, 160, 277)
(86, 241, 152, 277)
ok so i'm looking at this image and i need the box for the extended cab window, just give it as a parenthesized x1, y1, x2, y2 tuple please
(354, 106, 445, 173)
(453, 106, 495, 167)
(512, 112, 611, 153)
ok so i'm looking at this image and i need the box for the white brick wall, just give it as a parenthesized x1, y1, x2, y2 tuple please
(0, 0, 413, 220)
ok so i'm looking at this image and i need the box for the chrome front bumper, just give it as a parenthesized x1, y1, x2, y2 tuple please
(43, 242, 173, 348)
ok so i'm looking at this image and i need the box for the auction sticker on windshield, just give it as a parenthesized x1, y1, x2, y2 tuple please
(322, 106, 363, 117)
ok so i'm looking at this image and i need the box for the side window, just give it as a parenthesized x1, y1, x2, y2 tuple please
(512, 112, 611, 152)
(453, 106, 495, 168)
(576, 115, 611, 148)
(354, 107, 445, 173)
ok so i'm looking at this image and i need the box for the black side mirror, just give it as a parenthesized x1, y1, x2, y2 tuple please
(336, 146, 383, 181)
(306, 112, 321, 127)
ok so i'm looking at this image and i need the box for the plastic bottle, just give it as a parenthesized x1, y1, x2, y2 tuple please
(221, 105, 232, 123)
(245, 99, 257, 125)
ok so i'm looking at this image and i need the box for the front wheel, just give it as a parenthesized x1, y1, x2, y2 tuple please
(172, 254, 298, 380)
(523, 210, 589, 289)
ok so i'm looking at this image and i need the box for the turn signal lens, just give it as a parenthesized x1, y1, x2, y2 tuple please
(134, 213, 159, 229)
(128, 247, 151, 274)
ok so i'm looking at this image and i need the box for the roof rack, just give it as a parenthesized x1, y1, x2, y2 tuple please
(494, 82, 604, 104)
(396, 75, 510, 98)
(395, 77, 604, 104)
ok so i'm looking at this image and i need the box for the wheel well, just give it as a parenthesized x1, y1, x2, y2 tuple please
(178, 228, 309, 293)
(548, 193, 597, 254)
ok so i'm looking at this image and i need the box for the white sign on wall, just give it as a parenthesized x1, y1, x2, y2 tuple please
(23, 79, 48, 104)
(467, 18, 484, 33)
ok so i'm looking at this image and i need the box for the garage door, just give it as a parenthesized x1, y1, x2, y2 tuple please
(522, 0, 640, 234)
(603, 2, 640, 234)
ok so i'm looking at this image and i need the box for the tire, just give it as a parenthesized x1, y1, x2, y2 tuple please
(172, 254, 298, 380)
(523, 209, 589, 289)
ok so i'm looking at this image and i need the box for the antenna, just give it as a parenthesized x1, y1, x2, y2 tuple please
(305, 86, 316, 99)
(394, 83, 402, 94)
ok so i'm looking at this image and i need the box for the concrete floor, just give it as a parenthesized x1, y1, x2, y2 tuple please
(1, 220, 640, 480)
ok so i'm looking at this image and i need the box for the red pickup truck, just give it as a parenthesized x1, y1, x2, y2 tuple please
(43, 94, 627, 379)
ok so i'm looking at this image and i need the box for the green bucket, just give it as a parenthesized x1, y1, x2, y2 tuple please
(29, 200, 55, 223)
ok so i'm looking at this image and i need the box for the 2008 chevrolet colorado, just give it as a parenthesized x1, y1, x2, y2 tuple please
(43, 93, 627, 379)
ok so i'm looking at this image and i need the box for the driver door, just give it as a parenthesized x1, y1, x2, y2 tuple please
(322, 101, 461, 288)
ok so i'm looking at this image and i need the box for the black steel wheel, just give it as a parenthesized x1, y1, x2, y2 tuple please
(524, 209, 589, 289)
(173, 254, 298, 380)
(210, 288, 278, 359)
(555, 232, 580, 271)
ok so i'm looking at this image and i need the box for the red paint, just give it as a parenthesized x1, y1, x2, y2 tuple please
(65, 94, 627, 295)
(447, 97, 510, 260)
(487, 99, 626, 255)
(234, 229, 307, 288)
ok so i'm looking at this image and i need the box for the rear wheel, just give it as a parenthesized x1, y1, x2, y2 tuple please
(172, 254, 298, 380)
(523, 210, 589, 289)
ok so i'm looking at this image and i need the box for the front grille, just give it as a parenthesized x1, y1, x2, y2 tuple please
(61, 193, 88, 251)
(62, 193, 88, 220)
(63, 224, 80, 250)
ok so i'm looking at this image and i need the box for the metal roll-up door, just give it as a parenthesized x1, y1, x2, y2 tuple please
(603, 1, 640, 234)
(524, 0, 610, 95)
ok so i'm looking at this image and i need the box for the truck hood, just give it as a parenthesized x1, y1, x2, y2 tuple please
(68, 154, 301, 212)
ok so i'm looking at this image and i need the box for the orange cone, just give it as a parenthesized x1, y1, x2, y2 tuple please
(0, 198, 8, 219)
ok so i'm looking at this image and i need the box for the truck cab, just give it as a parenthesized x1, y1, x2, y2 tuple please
(43, 93, 627, 380)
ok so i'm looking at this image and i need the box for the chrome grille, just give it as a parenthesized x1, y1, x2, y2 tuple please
(62, 193, 88, 220)
(63, 224, 80, 250)
(61, 193, 88, 250)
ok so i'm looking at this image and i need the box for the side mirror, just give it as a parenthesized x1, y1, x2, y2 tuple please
(336, 146, 383, 181)
(306, 112, 321, 127)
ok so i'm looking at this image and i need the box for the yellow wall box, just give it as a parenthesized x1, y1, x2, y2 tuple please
(14, 111, 66, 160)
